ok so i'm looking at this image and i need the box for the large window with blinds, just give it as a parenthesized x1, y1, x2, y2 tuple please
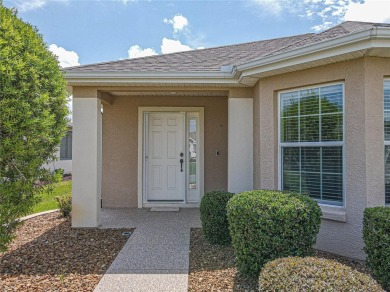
(384, 80, 390, 205)
(279, 83, 344, 206)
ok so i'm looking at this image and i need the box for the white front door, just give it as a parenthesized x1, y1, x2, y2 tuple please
(146, 112, 185, 201)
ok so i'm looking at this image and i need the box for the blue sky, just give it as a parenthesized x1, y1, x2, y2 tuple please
(4, 0, 390, 67)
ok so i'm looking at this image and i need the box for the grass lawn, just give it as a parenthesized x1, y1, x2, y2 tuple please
(30, 180, 72, 214)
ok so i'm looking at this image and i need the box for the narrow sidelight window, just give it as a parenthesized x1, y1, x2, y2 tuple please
(280, 83, 344, 206)
(188, 117, 197, 189)
(384, 80, 390, 205)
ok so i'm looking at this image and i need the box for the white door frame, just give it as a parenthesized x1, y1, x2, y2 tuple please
(137, 107, 204, 208)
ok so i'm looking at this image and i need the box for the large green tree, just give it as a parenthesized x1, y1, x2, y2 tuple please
(0, 4, 69, 251)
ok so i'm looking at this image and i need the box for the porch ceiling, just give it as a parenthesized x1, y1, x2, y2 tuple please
(106, 90, 229, 97)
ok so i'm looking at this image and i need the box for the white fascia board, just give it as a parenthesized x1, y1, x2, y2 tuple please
(65, 71, 239, 86)
(237, 27, 390, 79)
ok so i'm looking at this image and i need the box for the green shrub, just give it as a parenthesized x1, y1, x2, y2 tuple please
(227, 190, 321, 276)
(53, 168, 64, 183)
(200, 191, 235, 245)
(363, 207, 390, 290)
(56, 194, 72, 218)
(0, 4, 68, 252)
(259, 257, 384, 291)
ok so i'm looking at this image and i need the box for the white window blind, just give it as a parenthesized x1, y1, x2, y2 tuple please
(280, 84, 344, 206)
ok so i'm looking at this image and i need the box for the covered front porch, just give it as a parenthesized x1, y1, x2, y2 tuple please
(71, 86, 254, 227)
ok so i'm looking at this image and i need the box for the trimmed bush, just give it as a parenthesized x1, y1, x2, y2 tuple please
(363, 207, 390, 290)
(259, 257, 384, 291)
(53, 168, 64, 183)
(200, 191, 235, 245)
(227, 190, 321, 276)
(56, 194, 72, 218)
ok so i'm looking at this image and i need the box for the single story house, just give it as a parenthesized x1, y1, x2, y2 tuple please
(65, 21, 390, 260)
(44, 123, 72, 174)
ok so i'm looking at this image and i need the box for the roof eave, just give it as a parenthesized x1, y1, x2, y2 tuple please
(64, 26, 390, 88)
(64, 71, 240, 87)
(237, 27, 390, 82)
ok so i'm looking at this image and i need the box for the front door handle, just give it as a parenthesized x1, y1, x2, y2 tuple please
(180, 158, 184, 172)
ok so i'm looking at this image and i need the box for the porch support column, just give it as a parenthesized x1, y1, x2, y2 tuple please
(228, 89, 253, 193)
(72, 88, 102, 227)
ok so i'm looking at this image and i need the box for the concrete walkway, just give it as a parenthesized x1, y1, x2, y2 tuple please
(94, 208, 201, 292)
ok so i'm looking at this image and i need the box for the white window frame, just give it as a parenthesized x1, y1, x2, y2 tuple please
(278, 82, 346, 207)
(186, 112, 201, 202)
(384, 79, 390, 206)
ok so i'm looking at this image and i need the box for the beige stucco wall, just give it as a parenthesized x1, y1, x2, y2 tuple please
(101, 95, 228, 208)
(71, 56, 388, 258)
(253, 57, 388, 260)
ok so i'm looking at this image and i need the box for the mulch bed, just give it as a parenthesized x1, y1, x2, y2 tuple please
(62, 174, 72, 181)
(189, 228, 370, 292)
(0, 212, 132, 291)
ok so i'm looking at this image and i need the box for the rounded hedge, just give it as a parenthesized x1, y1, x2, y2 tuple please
(226, 190, 321, 276)
(363, 207, 390, 290)
(200, 191, 235, 245)
(259, 257, 384, 291)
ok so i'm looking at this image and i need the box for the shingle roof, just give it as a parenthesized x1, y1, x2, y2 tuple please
(265, 21, 390, 57)
(64, 21, 390, 73)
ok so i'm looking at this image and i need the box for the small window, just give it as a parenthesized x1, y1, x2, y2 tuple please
(280, 83, 344, 206)
(384, 80, 390, 205)
(60, 131, 72, 160)
(188, 117, 197, 190)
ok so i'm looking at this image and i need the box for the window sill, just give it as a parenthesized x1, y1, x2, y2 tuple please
(319, 204, 346, 222)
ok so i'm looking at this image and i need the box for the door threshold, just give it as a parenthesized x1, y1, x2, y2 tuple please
(147, 200, 184, 202)
(143, 202, 199, 208)
(150, 207, 180, 212)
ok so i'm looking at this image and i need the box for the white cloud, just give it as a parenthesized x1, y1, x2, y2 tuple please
(127, 12, 203, 58)
(163, 14, 189, 32)
(249, 0, 390, 32)
(67, 96, 73, 121)
(118, 0, 137, 4)
(250, 0, 283, 15)
(310, 0, 390, 31)
(49, 44, 80, 68)
(344, 0, 390, 23)
(13, 0, 69, 11)
(14, 0, 46, 11)
(161, 37, 193, 54)
(128, 45, 158, 58)
(311, 21, 333, 31)
(127, 38, 200, 58)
